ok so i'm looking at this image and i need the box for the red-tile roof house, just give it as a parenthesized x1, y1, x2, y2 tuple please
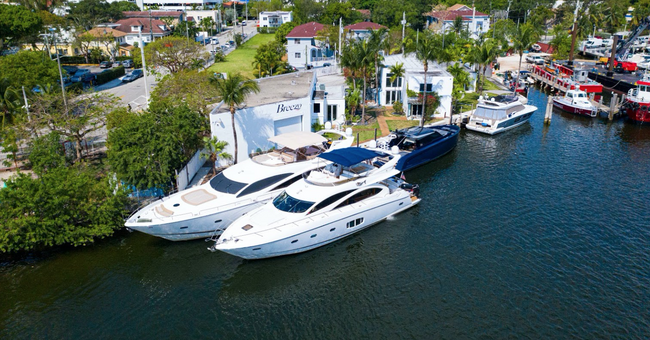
(286, 22, 334, 69)
(424, 5, 490, 37)
(110, 18, 172, 46)
(344, 21, 387, 40)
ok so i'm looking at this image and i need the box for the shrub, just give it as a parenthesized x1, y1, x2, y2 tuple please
(94, 66, 125, 85)
(393, 100, 403, 114)
(311, 121, 324, 132)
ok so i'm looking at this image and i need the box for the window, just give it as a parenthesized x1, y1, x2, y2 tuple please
(209, 172, 248, 194)
(385, 90, 400, 105)
(273, 191, 314, 213)
(295, 52, 301, 58)
(236, 173, 292, 198)
(313, 103, 321, 113)
(327, 105, 338, 121)
(346, 217, 364, 228)
(310, 190, 355, 214)
(385, 74, 402, 88)
(335, 188, 382, 209)
(294, 39, 300, 44)
(419, 84, 433, 92)
(270, 174, 303, 191)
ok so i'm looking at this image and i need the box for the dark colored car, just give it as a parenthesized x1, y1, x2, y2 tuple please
(323, 63, 331, 67)
(100, 61, 111, 68)
(81, 72, 96, 82)
(122, 69, 144, 82)
(62, 65, 78, 75)
(122, 59, 134, 68)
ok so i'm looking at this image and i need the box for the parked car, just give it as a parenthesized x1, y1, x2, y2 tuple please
(322, 63, 331, 67)
(122, 59, 134, 68)
(211, 37, 219, 45)
(71, 69, 91, 82)
(122, 69, 144, 82)
(62, 65, 78, 75)
(525, 55, 545, 65)
(81, 72, 96, 82)
(241, 21, 247, 26)
(112, 61, 122, 67)
(99, 61, 111, 69)
(222, 44, 230, 50)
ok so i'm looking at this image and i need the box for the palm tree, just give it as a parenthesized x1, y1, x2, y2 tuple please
(452, 16, 464, 34)
(341, 41, 361, 91)
(210, 73, 260, 164)
(389, 62, 405, 101)
(415, 31, 443, 127)
(368, 28, 388, 91)
(467, 38, 500, 94)
(202, 136, 232, 176)
(512, 23, 539, 92)
(447, 62, 470, 122)
(0, 78, 20, 130)
(354, 39, 374, 124)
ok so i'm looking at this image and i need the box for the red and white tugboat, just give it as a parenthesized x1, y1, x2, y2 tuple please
(552, 87, 598, 117)
(622, 74, 650, 124)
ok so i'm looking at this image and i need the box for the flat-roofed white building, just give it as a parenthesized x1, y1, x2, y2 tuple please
(134, 0, 222, 11)
(209, 71, 348, 163)
(258, 11, 292, 28)
(379, 54, 453, 119)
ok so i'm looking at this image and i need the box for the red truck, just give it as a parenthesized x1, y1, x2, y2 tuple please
(602, 58, 638, 73)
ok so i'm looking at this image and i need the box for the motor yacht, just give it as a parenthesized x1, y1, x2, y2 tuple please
(374, 125, 459, 172)
(212, 147, 421, 260)
(552, 88, 598, 117)
(124, 130, 354, 241)
(465, 94, 537, 135)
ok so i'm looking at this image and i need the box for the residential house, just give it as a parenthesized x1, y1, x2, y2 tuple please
(424, 4, 490, 37)
(286, 22, 335, 69)
(134, 0, 222, 11)
(123, 11, 185, 25)
(258, 11, 292, 28)
(101, 18, 172, 48)
(379, 54, 453, 119)
(344, 21, 386, 41)
(85, 27, 129, 58)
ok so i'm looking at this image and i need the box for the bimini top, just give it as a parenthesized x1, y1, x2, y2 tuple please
(318, 147, 384, 167)
(268, 131, 327, 150)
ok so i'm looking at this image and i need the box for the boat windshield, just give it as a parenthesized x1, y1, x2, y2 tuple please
(272, 191, 315, 213)
(576, 93, 586, 98)
(209, 172, 248, 194)
(474, 106, 508, 120)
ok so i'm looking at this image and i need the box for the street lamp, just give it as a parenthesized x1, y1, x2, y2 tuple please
(47, 28, 68, 112)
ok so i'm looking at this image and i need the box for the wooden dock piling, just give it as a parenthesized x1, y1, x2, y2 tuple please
(544, 96, 553, 124)
(609, 93, 618, 121)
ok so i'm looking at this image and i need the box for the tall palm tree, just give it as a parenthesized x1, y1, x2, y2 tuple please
(452, 16, 464, 34)
(415, 31, 444, 127)
(368, 28, 388, 90)
(210, 72, 260, 164)
(447, 62, 470, 122)
(389, 62, 405, 101)
(354, 39, 374, 124)
(512, 23, 539, 91)
(467, 38, 499, 94)
(202, 136, 231, 176)
(341, 40, 361, 91)
(0, 78, 20, 130)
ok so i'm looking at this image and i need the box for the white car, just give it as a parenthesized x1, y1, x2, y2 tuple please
(211, 37, 219, 45)
(525, 55, 545, 65)
(638, 56, 650, 70)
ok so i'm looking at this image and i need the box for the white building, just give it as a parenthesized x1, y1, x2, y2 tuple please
(379, 54, 453, 119)
(100, 18, 172, 46)
(286, 22, 335, 69)
(258, 11, 292, 28)
(424, 4, 490, 37)
(134, 0, 222, 11)
(344, 21, 386, 41)
(209, 71, 347, 163)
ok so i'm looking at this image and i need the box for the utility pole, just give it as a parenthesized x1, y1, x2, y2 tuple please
(51, 29, 68, 113)
(338, 16, 342, 64)
(138, 30, 149, 101)
(401, 12, 406, 54)
(568, 0, 581, 66)
(149, 9, 153, 42)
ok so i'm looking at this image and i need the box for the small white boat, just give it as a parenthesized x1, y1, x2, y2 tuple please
(465, 94, 537, 135)
(213, 147, 421, 260)
(124, 130, 354, 241)
(552, 88, 597, 117)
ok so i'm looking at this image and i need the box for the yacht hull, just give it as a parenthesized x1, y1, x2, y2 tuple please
(466, 106, 536, 135)
(126, 199, 269, 241)
(395, 125, 460, 172)
(622, 99, 650, 124)
(217, 196, 420, 260)
(552, 98, 597, 117)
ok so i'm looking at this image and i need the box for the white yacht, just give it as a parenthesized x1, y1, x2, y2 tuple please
(213, 147, 421, 260)
(125, 130, 354, 241)
(465, 94, 537, 135)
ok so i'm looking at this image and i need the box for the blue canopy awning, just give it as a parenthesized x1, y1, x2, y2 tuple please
(318, 147, 385, 167)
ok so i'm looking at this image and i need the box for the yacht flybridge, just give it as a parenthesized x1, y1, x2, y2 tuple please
(213, 147, 421, 260)
(465, 94, 537, 135)
(125, 130, 353, 241)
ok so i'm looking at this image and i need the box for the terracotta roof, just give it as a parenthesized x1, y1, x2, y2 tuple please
(537, 42, 554, 54)
(344, 22, 386, 30)
(123, 11, 183, 19)
(425, 11, 471, 21)
(223, 1, 246, 6)
(448, 4, 471, 11)
(453, 9, 489, 17)
(114, 18, 171, 35)
(286, 22, 324, 38)
(356, 9, 371, 18)
(85, 27, 127, 38)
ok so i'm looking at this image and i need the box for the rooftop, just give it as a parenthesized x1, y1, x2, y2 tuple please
(383, 53, 451, 77)
(214, 72, 314, 113)
(85, 27, 127, 38)
(313, 73, 346, 100)
(344, 21, 386, 31)
(286, 22, 324, 38)
(123, 11, 184, 18)
(114, 18, 170, 35)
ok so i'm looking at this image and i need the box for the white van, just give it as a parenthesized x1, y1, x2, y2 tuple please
(211, 37, 219, 45)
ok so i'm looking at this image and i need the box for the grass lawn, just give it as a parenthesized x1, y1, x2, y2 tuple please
(351, 121, 380, 142)
(207, 34, 275, 79)
(457, 79, 503, 112)
(385, 119, 441, 131)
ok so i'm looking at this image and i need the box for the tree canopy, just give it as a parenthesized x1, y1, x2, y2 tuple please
(144, 36, 209, 74)
(68, 0, 124, 31)
(0, 4, 43, 49)
(0, 50, 60, 90)
(150, 70, 217, 122)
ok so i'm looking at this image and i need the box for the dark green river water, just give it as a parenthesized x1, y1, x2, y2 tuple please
(1, 88, 650, 339)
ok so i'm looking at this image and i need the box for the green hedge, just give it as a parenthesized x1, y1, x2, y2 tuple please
(94, 66, 125, 85)
(258, 27, 278, 34)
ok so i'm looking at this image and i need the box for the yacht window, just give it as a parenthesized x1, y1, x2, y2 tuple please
(335, 188, 382, 209)
(273, 191, 315, 213)
(474, 107, 506, 120)
(567, 92, 573, 98)
(309, 190, 355, 214)
(236, 173, 292, 198)
(577, 93, 586, 98)
(209, 172, 248, 194)
(270, 173, 303, 191)
(416, 132, 442, 145)
(506, 105, 525, 114)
